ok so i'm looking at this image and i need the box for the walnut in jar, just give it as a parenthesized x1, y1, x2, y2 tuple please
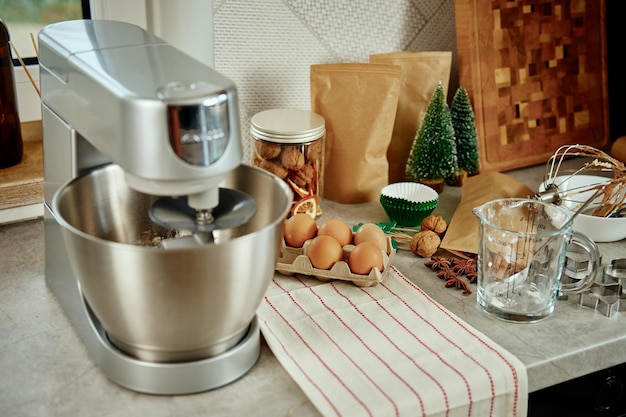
(290, 163, 315, 188)
(255, 140, 281, 159)
(258, 159, 288, 179)
(280, 146, 305, 170)
(306, 139, 323, 161)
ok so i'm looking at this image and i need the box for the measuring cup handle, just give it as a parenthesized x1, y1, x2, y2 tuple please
(560, 231, 601, 294)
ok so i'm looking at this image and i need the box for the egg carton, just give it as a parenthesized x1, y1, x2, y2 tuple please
(276, 237, 396, 287)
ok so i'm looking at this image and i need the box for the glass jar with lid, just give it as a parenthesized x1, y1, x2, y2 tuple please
(251, 108, 325, 218)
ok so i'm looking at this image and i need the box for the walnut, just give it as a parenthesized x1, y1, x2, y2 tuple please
(258, 159, 288, 179)
(290, 163, 315, 188)
(410, 230, 441, 258)
(420, 215, 447, 236)
(255, 140, 281, 159)
(280, 146, 305, 170)
(306, 139, 323, 161)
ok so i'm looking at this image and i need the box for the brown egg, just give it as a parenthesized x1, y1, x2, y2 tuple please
(348, 242, 384, 275)
(317, 218, 353, 246)
(305, 235, 343, 270)
(353, 223, 387, 252)
(284, 213, 318, 248)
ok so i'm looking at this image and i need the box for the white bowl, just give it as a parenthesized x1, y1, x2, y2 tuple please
(538, 175, 626, 243)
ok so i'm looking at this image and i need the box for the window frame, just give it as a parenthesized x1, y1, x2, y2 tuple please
(15, 0, 161, 121)
(10, 0, 91, 66)
(13, 0, 91, 121)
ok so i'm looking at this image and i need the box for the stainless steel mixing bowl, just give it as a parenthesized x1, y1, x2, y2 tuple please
(52, 163, 292, 363)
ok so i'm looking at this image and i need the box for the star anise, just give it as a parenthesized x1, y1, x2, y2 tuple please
(425, 257, 452, 271)
(424, 256, 476, 295)
(436, 266, 457, 281)
(451, 258, 477, 275)
(465, 269, 478, 284)
(444, 276, 472, 296)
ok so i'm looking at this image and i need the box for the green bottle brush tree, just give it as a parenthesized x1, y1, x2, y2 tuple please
(405, 82, 480, 192)
(450, 86, 480, 180)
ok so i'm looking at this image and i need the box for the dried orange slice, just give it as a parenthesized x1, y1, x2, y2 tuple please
(291, 197, 317, 218)
(286, 178, 312, 199)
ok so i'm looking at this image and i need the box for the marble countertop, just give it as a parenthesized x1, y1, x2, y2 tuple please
(2, 162, 626, 416)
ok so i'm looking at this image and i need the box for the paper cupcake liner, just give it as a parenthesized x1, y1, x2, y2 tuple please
(380, 182, 439, 226)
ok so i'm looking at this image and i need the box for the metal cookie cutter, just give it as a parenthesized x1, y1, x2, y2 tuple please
(604, 259, 626, 286)
(577, 292, 621, 317)
(561, 245, 595, 300)
(576, 259, 626, 317)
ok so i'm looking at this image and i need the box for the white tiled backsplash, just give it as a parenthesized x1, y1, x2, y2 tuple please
(212, 0, 459, 163)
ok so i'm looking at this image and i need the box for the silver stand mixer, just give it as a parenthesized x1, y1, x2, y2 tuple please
(40, 20, 291, 394)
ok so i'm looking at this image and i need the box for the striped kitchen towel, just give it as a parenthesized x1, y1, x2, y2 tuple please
(258, 266, 527, 417)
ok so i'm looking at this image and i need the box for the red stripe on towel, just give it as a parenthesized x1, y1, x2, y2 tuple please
(259, 313, 343, 417)
(326, 281, 444, 417)
(296, 277, 426, 417)
(266, 278, 378, 416)
(260, 266, 525, 417)
(392, 266, 522, 416)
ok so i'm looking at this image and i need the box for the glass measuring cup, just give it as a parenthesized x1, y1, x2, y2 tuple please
(473, 198, 600, 323)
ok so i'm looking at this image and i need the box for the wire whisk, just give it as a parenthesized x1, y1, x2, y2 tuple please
(534, 144, 626, 218)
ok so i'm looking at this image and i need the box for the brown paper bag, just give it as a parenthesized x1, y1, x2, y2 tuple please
(369, 52, 452, 184)
(311, 63, 402, 204)
(440, 171, 534, 256)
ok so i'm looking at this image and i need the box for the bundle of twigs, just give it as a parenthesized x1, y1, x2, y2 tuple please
(9, 33, 40, 97)
(542, 144, 626, 217)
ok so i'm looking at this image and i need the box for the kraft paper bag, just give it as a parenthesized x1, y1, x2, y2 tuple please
(311, 63, 402, 204)
(369, 51, 452, 184)
(440, 171, 534, 256)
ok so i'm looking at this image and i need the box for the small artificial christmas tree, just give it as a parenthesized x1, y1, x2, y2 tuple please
(405, 81, 458, 193)
(450, 86, 480, 178)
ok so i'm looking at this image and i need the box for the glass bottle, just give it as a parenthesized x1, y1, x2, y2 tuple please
(0, 19, 23, 169)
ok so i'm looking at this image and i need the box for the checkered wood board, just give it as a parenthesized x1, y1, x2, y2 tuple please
(454, 0, 609, 171)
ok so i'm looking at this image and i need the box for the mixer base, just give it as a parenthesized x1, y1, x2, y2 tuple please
(82, 295, 261, 395)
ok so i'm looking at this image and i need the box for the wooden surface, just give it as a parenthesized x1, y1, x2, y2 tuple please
(454, 0, 610, 172)
(0, 121, 43, 210)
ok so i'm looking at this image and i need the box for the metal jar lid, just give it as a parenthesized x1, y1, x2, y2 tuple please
(250, 108, 325, 143)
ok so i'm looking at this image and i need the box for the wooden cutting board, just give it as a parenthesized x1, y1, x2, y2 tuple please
(454, 0, 610, 172)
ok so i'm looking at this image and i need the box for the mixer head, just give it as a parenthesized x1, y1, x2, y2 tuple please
(38, 20, 253, 243)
